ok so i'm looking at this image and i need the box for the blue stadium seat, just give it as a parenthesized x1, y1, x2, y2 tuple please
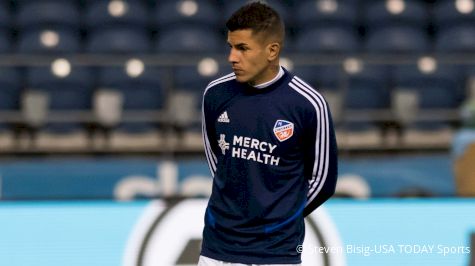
(364, 0, 429, 28)
(293, 26, 360, 53)
(99, 66, 164, 110)
(0, 67, 22, 111)
(0, 67, 21, 131)
(155, 26, 223, 53)
(99, 66, 165, 132)
(85, 1, 152, 53)
(295, 0, 358, 30)
(345, 65, 391, 109)
(335, 63, 392, 143)
(15, 0, 80, 29)
(393, 64, 464, 109)
(362, 1, 430, 55)
(293, 65, 342, 90)
(0, 2, 10, 28)
(0, 29, 11, 52)
(85, 0, 149, 28)
(433, 0, 475, 26)
(0, 1, 11, 51)
(26, 65, 94, 132)
(17, 27, 81, 53)
(154, 0, 221, 29)
(435, 25, 475, 53)
(0, 67, 21, 94)
(365, 26, 429, 53)
(174, 65, 218, 91)
(86, 27, 151, 53)
(394, 62, 458, 144)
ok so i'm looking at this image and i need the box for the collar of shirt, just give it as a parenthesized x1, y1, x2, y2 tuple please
(253, 66, 285, 89)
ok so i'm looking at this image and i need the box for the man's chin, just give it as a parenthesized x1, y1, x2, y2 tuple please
(234, 75, 248, 83)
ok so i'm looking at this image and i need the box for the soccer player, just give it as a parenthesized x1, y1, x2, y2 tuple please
(199, 2, 338, 265)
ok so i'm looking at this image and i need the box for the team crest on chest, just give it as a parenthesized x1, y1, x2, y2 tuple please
(273, 120, 294, 142)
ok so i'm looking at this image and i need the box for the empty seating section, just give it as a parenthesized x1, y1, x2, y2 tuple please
(0, 0, 472, 152)
(364, 0, 430, 53)
(26, 65, 94, 131)
(16, 1, 81, 53)
(0, 2, 11, 52)
(85, 0, 151, 53)
(155, 26, 223, 53)
(0, 67, 21, 129)
(97, 65, 165, 132)
(154, 0, 221, 28)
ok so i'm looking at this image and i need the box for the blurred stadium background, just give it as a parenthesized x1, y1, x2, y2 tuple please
(0, 0, 474, 265)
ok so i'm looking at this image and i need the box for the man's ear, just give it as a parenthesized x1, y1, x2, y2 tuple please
(267, 42, 281, 61)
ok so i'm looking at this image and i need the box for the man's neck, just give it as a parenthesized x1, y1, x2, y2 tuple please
(253, 66, 284, 89)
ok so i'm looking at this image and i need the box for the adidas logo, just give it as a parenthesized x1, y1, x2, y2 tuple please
(218, 111, 230, 123)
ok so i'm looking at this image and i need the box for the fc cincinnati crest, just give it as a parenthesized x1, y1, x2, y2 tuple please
(273, 120, 294, 142)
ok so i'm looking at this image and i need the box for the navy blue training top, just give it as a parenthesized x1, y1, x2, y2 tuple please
(201, 67, 338, 264)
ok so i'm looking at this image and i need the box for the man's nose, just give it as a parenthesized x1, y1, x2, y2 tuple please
(228, 48, 238, 64)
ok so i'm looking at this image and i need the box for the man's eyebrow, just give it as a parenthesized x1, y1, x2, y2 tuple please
(236, 43, 250, 50)
(227, 42, 248, 47)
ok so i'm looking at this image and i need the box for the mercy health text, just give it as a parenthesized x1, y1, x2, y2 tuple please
(231, 135, 280, 166)
(297, 244, 471, 257)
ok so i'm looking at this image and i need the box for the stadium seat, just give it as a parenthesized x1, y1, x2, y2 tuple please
(364, 0, 429, 29)
(15, 0, 80, 29)
(0, 2, 10, 28)
(14, 1, 82, 54)
(154, 0, 221, 29)
(433, 0, 475, 26)
(363, 0, 430, 55)
(392, 63, 462, 147)
(26, 65, 94, 132)
(84, 0, 149, 28)
(25, 64, 94, 149)
(345, 64, 391, 109)
(365, 26, 430, 53)
(0, 29, 11, 52)
(435, 25, 475, 53)
(86, 27, 151, 53)
(26, 66, 94, 109)
(293, 65, 342, 90)
(174, 59, 228, 91)
(98, 65, 165, 130)
(0, 67, 20, 148)
(17, 27, 81, 53)
(99, 66, 164, 112)
(337, 63, 391, 149)
(293, 26, 360, 53)
(0, 67, 21, 120)
(393, 64, 464, 109)
(96, 65, 165, 149)
(295, 0, 358, 30)
(85, 0, 152, 53)
(155, 26, 223, 53)
(0, 67, 21, 95)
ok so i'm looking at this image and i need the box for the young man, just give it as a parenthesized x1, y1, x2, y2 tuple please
(200, 2, 338, 265)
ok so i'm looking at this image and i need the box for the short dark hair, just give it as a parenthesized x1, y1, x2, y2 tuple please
(226, 1, 285, 44)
